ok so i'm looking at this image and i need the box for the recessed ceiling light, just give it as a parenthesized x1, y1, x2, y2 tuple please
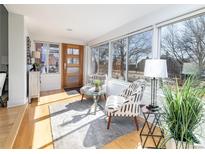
(66, 28, 72, 31)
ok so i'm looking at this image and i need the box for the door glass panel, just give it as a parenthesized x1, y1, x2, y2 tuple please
(67, 58, 79, 64)
(73, 49, 79, 55)
(67, 48, 79, 55)
(67, 48, 73, 54)
(68, 76, 79, 83)
(67, 67, 79, 73)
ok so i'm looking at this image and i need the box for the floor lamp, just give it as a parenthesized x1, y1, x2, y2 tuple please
(144, 59, 168, 111)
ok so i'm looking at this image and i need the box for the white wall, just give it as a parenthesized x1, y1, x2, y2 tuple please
(8, 12, 27, 107)
(88, 5, 205, 46)
(30, 33, 86, 46)
(83, 46, 92, 85)
(40, 74, 61, 91)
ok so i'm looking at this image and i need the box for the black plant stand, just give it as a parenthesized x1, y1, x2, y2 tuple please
(139, 104, 164, 149)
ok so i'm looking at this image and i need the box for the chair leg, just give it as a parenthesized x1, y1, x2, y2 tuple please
(104, 94, 107, 100)
(81, 94, 84, 102)
(134, 116, 139, 131)
(107, 115, 112, 129)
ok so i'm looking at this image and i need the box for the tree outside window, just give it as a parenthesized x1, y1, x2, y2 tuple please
(161, 14, 205, 84)
(128, 31, 152, 82)
(91, 43, 109, 75)
(111, 38, 127, 80)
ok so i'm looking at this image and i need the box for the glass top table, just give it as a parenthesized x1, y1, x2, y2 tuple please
(83, 86, 106, 114)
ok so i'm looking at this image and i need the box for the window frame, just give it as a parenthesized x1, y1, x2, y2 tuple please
(110, 37, 128, 81)
(110, 28, 154, 82)
(158, 11, 205, 79)
(34, 41, 60, 74)
(91, 42, 109, 75)
(90, 8, 205, 83)
(157, 9, 205, 58)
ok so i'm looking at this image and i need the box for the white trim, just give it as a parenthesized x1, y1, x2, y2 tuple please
(125, 37, 129, 82)
(90, 7, 205, 49)
(108, 42, 112, 79)
(91, 41, 110, 48)
(34, 40, 61, 45)
(91, 26, 153, 48)
(110, 26, 153, 44)
(152, 25, 160, 59)
(157, 27, 161, 59)
(156, 7, 205, 28)
(90, 7, 205, 84)
(7, 97, 28, 108)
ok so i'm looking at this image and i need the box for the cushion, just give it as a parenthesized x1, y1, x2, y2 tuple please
(105, 95, 125, 112)
(80, 85, 92, 94)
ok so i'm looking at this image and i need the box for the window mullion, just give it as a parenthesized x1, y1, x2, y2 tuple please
(108, 41, 112, 79)
(152, 25, 160, 59)
(97, 48, 100, 74)
(125, 37, 129, 82)
(157, 27, 161, 59)
(46, 43, 49, 74)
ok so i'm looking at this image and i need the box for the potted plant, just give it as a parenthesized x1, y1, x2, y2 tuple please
(30, 62, 40, 71)
(93, 79, 102, 92)
(161, 76, 205, 149)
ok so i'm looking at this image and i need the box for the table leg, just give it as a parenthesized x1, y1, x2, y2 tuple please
(140, 112, 164, 149)
(93, 95, 97, 114)
(92, 94, 105, 114)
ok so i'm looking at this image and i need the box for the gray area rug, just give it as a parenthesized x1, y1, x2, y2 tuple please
(49, 99, 140, 149)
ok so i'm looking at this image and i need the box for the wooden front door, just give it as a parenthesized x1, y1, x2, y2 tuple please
(62, 44, 83, 89)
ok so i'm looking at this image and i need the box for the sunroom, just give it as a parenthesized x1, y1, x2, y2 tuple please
(0, 4, 205, 149)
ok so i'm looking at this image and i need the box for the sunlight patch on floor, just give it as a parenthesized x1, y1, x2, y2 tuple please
(39, 91, 81, 105)
(32, 107, 53, 149)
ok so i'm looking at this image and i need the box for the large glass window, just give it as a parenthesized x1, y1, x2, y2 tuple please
(48, 44, 60, 73)
(128, 31, 152, 82)
(160, 14, 205, 84)
(91, 43, 109, 75)
(35, 42, 60, 74)
(111, 38, 127, 80)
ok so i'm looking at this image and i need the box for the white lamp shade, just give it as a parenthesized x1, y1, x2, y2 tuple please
(144, 59, 168, 78)
(182, 63, 198, 75)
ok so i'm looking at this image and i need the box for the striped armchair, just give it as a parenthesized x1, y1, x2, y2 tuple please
(105, 79, 146, 130)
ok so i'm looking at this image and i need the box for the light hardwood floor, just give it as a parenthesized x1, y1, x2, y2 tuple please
(1, 89, 161, 149)
(0, 103, 27, 148)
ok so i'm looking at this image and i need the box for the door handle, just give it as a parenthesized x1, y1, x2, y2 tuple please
(64, 63, 67, 70)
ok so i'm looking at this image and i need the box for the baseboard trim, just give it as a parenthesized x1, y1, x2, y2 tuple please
(7, 97, 28, 108)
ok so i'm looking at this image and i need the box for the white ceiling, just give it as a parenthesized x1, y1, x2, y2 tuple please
(5, 4, 170, 44)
